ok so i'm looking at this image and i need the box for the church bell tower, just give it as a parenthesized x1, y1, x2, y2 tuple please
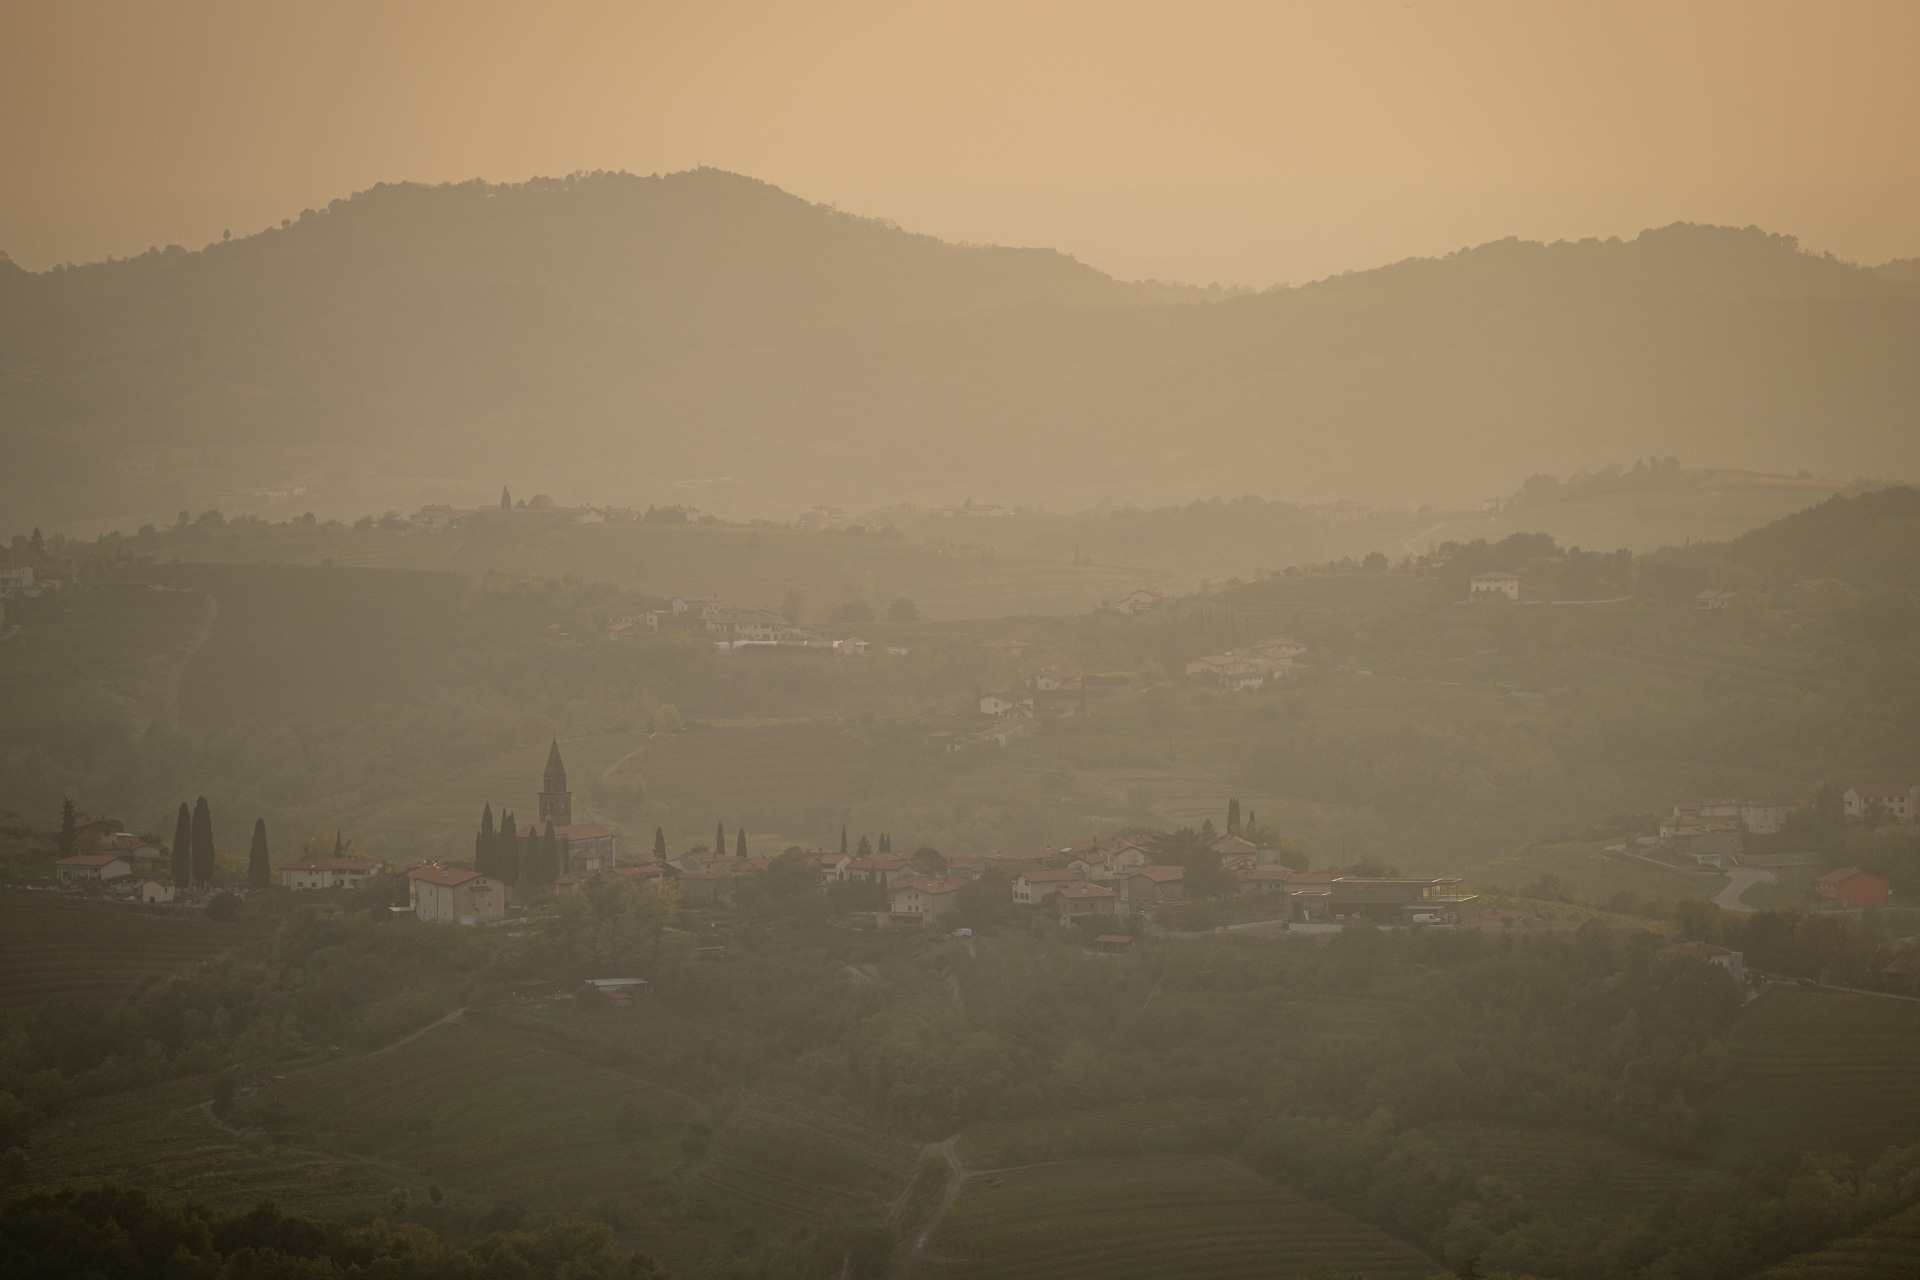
(538, 739, 573, 827)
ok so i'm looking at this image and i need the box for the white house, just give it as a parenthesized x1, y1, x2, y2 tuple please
(281, 857, 385, 890)
(978, 714, 1040, 747)
(1469, 572, 1520, 601)
(0, 566, 33, 593)
(57, 853, 132, 882)
(134, 878, 176, 903)
(408, 864, 504, 924)
(1844, 783, 1915, 823)
(886, 874, 969, 925)
(980, 690, 1031, 715)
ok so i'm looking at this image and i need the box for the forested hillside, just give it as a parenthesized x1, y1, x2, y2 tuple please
(3, 169, 1916, 537)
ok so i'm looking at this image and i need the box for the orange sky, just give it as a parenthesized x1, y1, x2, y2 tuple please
(3, 0, 1916, 285)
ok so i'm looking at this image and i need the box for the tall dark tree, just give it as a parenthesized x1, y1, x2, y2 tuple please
(191, 797, 215, 884)
(654, 826, 667, 859)
(856, 835, 873, 858)
(877, 833, 891, 853)
(477, 803, 494, 865)
(496, 812, 517, 882)
(736, 827, 746, 858)
(539, 822, 560, 886)
(57, 798, 77, 854)
(500, 486, 511, 510)
(247, 818, 270, 888)
(715, 821, 726, 857)
(332, 831, 343, 858)
(1228, 798, 1242, 830)
(170, 802, 192, 885)
(1246, 809, 1257, 830)
(840, 826, 849, 855)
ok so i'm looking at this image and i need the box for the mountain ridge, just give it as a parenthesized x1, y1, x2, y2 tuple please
(2, 169, 1916, 535)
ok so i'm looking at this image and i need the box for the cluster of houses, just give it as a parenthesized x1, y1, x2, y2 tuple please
(605, 594, 887, 656)
(1184, 635, 1308, 692)
(52, 818, 179, 903)
(652, 830, 1478, 930)
(1650, 786, 1906, 906)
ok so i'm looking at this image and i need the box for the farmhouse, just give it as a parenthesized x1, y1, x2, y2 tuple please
(1054, 881, 1119, 919)
(844, 854, 911, 885)
(1013, 869, 1085, 906)
(280, 857, 384, 890)
(1235, 867, 1297, 896)
(1843, 782, 1915, 823)
(979, 690, 1030, 716)
(1119, 865, 1186, 907)
(0, 566, 34, 593)
(56, 853, 133, 882)
(1814, 867, 1891, 909)
(407, 864, 505, 924)
(1468, 571, 1520, 601)
(99, 834, 165, 862)
(887, 874, 969, 925)
(1672, 940, 1747, 983)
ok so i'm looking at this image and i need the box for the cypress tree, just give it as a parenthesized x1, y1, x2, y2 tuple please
(878, 833, 891, 854)
(477, 802, 494, 866)
(654, 827, 667, 859)
(58, 798, 77, 854)
(1228, 798, 1241, 831)
(170, 803, 192, 885)
(500, 486, 511, 510)
(1246, 809, 1256, 830)
(541, 822, 559, 886)
(499, 812, 519, 884)
(248, 818, 270, 888)
(191, 797, 215, 884)
(736, 827, 746, 858)
(715, 821, 726, 857)
(332, 830, 343, 858)
(840, 826, 849, 855)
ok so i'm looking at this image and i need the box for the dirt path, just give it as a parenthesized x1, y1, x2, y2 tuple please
(151, 592, 220, 729)
(372, 1005, 467, 1054)
(894, 1134, 967, 1277)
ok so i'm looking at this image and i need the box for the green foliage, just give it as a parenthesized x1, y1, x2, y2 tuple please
(0, 1185, 664, 1279)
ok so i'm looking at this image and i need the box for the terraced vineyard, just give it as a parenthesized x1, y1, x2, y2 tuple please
(22, 1074, 408, 1217)
(695, 1090, 919, 1224)
(1423, 1122, 1707, 1220)
(1750, 1202, 1920, 1280)
(958, 1097, 1244, 1167)
(1715, 988, 1920, 1164)
(0, 892, 257, 1011)
(254, 1015, 698, 1207)
(921, 1155, 1436, 1280)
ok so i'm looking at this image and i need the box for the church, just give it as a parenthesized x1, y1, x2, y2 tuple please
(524, 741, 620, 873)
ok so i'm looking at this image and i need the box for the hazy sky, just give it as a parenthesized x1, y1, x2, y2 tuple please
(4, 1, 1917, 286)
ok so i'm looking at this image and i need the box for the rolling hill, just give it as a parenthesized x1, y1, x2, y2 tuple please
(3, 169, 1915, 537)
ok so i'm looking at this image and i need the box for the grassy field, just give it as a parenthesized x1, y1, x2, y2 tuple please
(107, 563, 471, 729)
(1750, 1201, 1920, 1280)
(1714, 987, 1920, 1166)
(0, 893, 260, 1011)
(0, 582, 213, 745)
(1456, 842, 1721, 909)
(920, 1155, 1437, 1280)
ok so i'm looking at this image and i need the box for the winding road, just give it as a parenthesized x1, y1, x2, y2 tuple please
(1713, 867, 1775, 913)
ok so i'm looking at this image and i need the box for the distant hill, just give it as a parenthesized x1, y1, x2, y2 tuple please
(3, 169, 1916, 535)
(1689, 484, 1920, 590)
